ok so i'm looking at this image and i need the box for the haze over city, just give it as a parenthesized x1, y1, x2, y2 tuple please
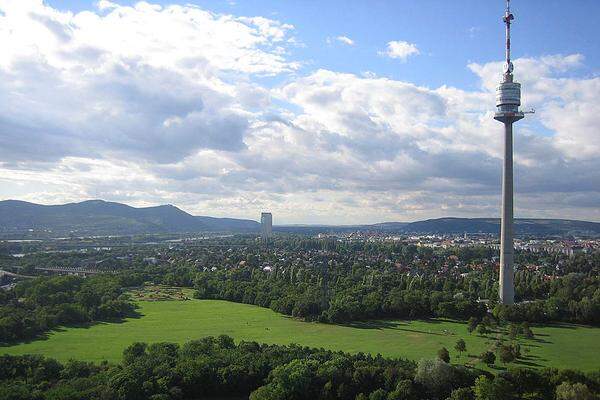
(0, 0, 599, 224)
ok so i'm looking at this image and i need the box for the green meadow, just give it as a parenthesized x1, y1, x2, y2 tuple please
(3, 299, 599, 371)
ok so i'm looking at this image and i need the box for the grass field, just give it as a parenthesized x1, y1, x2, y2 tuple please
(2, 299, 599, 371)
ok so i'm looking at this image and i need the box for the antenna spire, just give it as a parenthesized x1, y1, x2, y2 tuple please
(502, 0, 515, 81)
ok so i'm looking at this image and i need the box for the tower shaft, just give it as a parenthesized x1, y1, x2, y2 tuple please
(494, 0, 524, 305)
(499, 121, 515, 304)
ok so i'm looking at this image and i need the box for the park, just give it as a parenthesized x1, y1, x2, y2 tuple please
(3, 294, 598, 371)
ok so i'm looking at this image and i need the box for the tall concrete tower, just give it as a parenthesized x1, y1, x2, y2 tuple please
(261, 212, 273, 242)
(494, 0, 526, 304)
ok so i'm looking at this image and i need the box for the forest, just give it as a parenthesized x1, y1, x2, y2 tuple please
(192, 243, 600, 325)
(1, 335, 599, 400)
(0, 275, 136, 343)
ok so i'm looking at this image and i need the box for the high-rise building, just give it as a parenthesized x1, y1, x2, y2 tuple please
(261, 212, 273, 242)
(494, 0, 528, 304)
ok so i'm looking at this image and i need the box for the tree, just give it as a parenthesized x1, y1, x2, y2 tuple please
(454, 339, 466, 357)
(123, 342, 147, 365)
(108, 365, 147, 400)
(498, 345, 515, 364)
(368, 389, 387, 400)
(217, 334, 235, 349)
(249, 384, 285, 400)
(448, 387, 474, 400)
(476, 324, 489, 336)
(467, 317, 478, 334)
(437, 347, 450, 363)
(473, 376, 513, 400)
(479, 351, 495, 366)
(508, 323, 518, 340)
(387, 380, 417, 400)
(511, 343, 521, 359)
(262, 359, 318, 400)
(481, 315, 494, 327)
(415, 359, 455, 399)
(0, 383, 34, 400)
(522, 322, 534, 339)
(555, 382, 594, 400)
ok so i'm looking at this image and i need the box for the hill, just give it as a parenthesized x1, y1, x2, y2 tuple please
(394, 217, 600, 236)
(0, 200, 259, 236)
(276, 218, 600, 237)
(1, 200, 598, 237)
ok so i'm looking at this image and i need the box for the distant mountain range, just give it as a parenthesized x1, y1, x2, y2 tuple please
(0, 200, 259, 236)
(275, 218, 600, 237)
(0, 200, 598, 237)
(368, 218, 600, 236)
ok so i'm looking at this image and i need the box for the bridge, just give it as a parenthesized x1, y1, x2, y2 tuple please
(11, 266, 113, 276)
(33, 267, 108, 275)
(0, 269, 35, 279)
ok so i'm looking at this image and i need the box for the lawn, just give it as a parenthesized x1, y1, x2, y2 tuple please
(2, 299, 599, 371)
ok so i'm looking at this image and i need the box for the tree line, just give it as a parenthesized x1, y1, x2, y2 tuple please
(0, 275, 136, 343)
(193, 260, 600, 324)
(1, 336, 598, 400)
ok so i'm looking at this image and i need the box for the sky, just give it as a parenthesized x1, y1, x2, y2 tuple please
(0, 0, 599, 224)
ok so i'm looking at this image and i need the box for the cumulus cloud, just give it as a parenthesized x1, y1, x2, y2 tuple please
(0, 0, 296, 164)
(326, 35, 354, 46)
(96, 0, 118, 11)
(263, 60, 598, 222)
(468, 54, 600, 160)
(336, 36, 354, 46)
(380, 40, 420, 61)
(0, 1, 598, 223)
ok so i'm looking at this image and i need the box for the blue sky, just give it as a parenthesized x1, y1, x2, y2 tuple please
(0, 0, 599, 223)
(47, 0, 600, 89)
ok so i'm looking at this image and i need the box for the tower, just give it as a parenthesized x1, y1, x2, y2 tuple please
(494, 0, 526, 305)
(261, 212, 273, 242)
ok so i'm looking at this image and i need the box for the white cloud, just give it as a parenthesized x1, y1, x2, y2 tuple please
(96, 0, 117, 10)
(468, 54, 599, 160)
(0, 1, 598, 223)
(336, 35, 354, 46)
(380, 40, 419, 61)
(0, 0, 299, 165)
(0, 0, 297, 74)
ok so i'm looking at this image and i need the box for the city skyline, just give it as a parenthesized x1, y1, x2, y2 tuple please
(0, 0, 599, 225)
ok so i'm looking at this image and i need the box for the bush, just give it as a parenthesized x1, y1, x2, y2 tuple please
(555, 382, 594, 400)
(438, 347, 451, 363)
(479, 351, 495, 366)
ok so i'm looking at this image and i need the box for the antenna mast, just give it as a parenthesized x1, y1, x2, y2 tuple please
(503, 0, 515, 82)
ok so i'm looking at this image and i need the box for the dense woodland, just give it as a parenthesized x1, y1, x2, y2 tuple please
(1, 336, 599, 400)
(194, 269, 599, 324)
(192, 242, 600, 325)
(0, 275, 136, 343)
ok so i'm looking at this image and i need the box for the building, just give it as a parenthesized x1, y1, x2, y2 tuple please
(261, 212, 273, 242)
(494, 0, 529, 304)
